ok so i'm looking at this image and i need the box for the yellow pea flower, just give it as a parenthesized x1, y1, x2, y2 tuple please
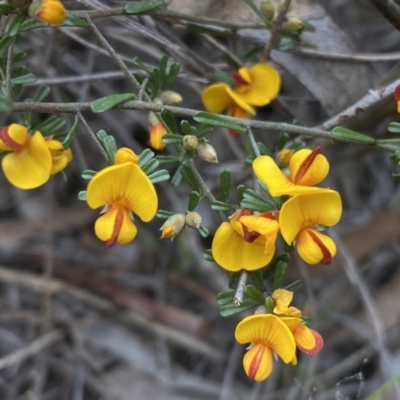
(0, 124, 52, 189)
(45, 139, 73, 175)
(148, 111, 167, 150)
(253, 147, 330, 197)
(29, 0, 66, 25)
(86, 151, 158, 247)
(279, 191, 342, 265)
(211, 209, 279, 272)
(235, 314, 296, 382)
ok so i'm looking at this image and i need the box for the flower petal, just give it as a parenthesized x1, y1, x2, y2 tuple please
(234, 64, 281, 106)
(235, 314, 296, 364)
(212, 222, 274, 271)
(149, 122, 167, 150)
(202, 83, 235, 113)
(87, 163, 158, 222)
(253, 156, 329, 196)
(301, 329, 324, 356)
(279, 191, 342, 245)
(115, 147, 139, 164)
(2, 131, 52, 189)
(94, 205, 137, 245)
(272, 289, 301, 317)
(293, 324, 316, 352)
(297, 228, 337, 265)
(289, 148, 329, 186)
(243, 343, 273, 382)
(225, 86, 256, 114)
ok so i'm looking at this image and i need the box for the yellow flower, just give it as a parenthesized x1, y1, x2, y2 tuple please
(272, 288, 301, 318)
(0, 124, 52, 189)
(160, 214, 186, 240)
(86, 152, 158, 247)
(45, 139, 72, 175)
(235, 314, 296, 381)
(148, 112, 167, 150)
(29, 0, 66, 25)
(211, 209, 279, 271)
(202, 64, 280, 116)
(253, 147, 330, 197)
(114, 147, 139, 165)
(279, 191, 342, 264)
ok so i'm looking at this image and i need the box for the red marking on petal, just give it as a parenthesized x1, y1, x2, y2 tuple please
(307, 229, 332, 264)
(0, 127, 23, 151)
(105, 206, 124, 247)
(395, 85, 400, 102)
(298, 329, 324, 356)
(231, 71, 249, 87)
(293, 147, 322, 184)
(248, 345, 265, 380)
(242, 224, 260, 243)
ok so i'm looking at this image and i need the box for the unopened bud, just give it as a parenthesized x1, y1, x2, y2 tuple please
(185, 211, 202, 229)
(281, 16, 303, 33)
(197, 143, 218, 163)
(260, 0, 275, 22)
(254, 305, 268, 315)
(182, 135, 198, 151)
(159, 90, 183, 106)
(28, 0, 66, 25)
(276, 148, 293, 167)
(160, 214, 185, 240)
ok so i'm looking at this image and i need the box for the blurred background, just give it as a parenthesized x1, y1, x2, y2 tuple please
(1, 0, 400, 399)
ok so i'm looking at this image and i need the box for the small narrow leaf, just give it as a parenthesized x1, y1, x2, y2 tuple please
(240, 189, 275, 212)
(12, 51, 27, 64)
(194, 111, 245, 133)
(195, 124, 213, 137)
(213, 71, 235, 86)
(141, 158, 159, 175)
(133, 57, 152, 74)
(237, 185, 246, 204)
(0, 4, 14, 14)
(216, 290, 235, 306)
(62, 15, 88, 28)
(171, 167, 182, 186)
(139, 148, 155, 168)
(263, 253, 290, 280)
(62, 116, 79, 148)
(180, 165, 201, 192)
(156, 154, 180, 165)
(6, 13, 26, 37)
(277, 132, 290, 151)
(78, 191, 87, 201)
(34, 116, 65, 135)
(243, 0, 268, 22)
(148, 169, 170, 183)
(187, 23, 229, 36)
(219, 169, 231, 203)
(159, 54, 168, 82)
(0, 36, 15, 58)
(248, 270, 265, 291)
(244, 285, 265, 304)
(0, 93, 12, 112)
(198, 225, 209, 238)
(284, 280, 302, 292)
(181, 120, 192, 136)
(164, 62, 180, 90)
(162, 134, 182, 144)
(331, 126, 375, 144)
(388, 122, 400, 134)
(81, 170, 97, 180)
(161, 107, 177, 133)
(10, 73, 36, 85)
(91, 93, 135, 113)
(211, 201, 235, 211)
(203, 249, 215, 262)
(256, 141, 273, 156)
(228, 271, 241, 289)
(220, 300, 257, 317)
(125, 0, 165, 14)
(33, 85, 51, 102)
(187, 191, 200, 212)
(272, 261, 288, 290)
(157, 209, 175, 219)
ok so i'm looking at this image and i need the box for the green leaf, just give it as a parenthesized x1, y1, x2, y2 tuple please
(133, 56, 152, 74)
(62, 15, 88, 28)
(220, 300, 257, 317)
(20, 14, 87, 31)
(103, 136, 117, 164)
(277, 133, 290, 151)
(180, 151, 195, 165)
(284, 280, 302, 292)
(148, 169, 170, 183)
(0, 92, 11, 112)
(171, 167, 182, 186)
(211, 200, 235, 211)
(180, 165, 201, 192)
(388, 122, 400, 134)
(240, 189, 275, 212)
(242, 0, 268, 22)
(164, 62, 180, 90)
(125, 0, 165, 14)
(391, 148, 400, 163)
(78, 191, 87, 201)
(237, 184, 246, 204)
(331, 126, 375, 144)
(219, 169, 231, 203)
(195, 124, 213, 137)
(216, 290, 235, 306)
(181, 120, 192, 136)
(248, 270, 265, 291)
(272, 261, 288, 290)
(244, 285, 265, 304)
(162, 134, 182, 145)
(81, 170, 97, 180)
(141, 158, 159, 175)
(6, 13, 26, 36)
(198, 225, 209, 238)
(91, 93, 135, 113)
(156, 154, 180, 165)
(0, 35, 15, 58)
(256, 142, 272, 156)
(188, 191, 200, 212)
(157, 209, 175, 219)
(139, 148, 155, 168)
(0, 4, 14, 14)
(33, 85, 51, 102)
(203, 249, 215, 262)
(152, 67, 161, 93)
(213, 71, 235, 86)
(12, 51, 27, 64)
(228, 271, 241, 289)
(35, 116, 65, 135)
(279, 38, 295, 51)
(161, 107, 177, 133)
(62, 116, 79, 148)
(302, 20, 316, 32)
(10, 73, 36, 85)
(263, 253, 290, 280)
(193, 111, 245, 133)
(159, 54, 168, 82)
(392, 173, 400, 181)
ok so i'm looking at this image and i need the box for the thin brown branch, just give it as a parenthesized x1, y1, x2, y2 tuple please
(369, 0, 400, 31)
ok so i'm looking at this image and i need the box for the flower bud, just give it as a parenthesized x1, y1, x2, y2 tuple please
(28, 0, 66, 25)
(160, 214, 186, 240)
(185, 211, 202, 229)
(182, 135, 198, 151)
(281, 17, 303, 33)
(148, 111, 167, 150)
(159, 90, 183, 106)
(197, 143, 218, 163)
(276, 148, 293, 167)
(254, 305, 268, 315)
(260, 0, 275, 22)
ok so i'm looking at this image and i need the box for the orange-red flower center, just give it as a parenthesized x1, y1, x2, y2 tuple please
(306, 229, 332, 264)
(106, 206, 125, 247)
(231, 71, 250, 87)
(293, 147, 322, 184)
(248, 344, 265, 380)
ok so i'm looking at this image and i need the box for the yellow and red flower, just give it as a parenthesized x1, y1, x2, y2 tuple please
(279, 191, 342, 264)
(29, 0, 66, 25)
(45, 138, 73, 175)
(0, 124, 52, 189)
(86, 148, 158, 247)
(235, 314, 296, 382)
(148, 111, 167, 150)
(253, 147, 330, 197)
(211, 209, 279, 271)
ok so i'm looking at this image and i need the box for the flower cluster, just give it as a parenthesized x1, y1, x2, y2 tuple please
(86, 147, 158, 247)
(28, 0, 66, 25)
(0, 123, 72, 189)
(235, 289, 323, 381)
(202, 63, 280, 135)
(211, 147, 342, 270)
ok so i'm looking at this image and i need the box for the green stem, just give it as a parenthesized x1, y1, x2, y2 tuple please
(4, 38, 15, 97)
